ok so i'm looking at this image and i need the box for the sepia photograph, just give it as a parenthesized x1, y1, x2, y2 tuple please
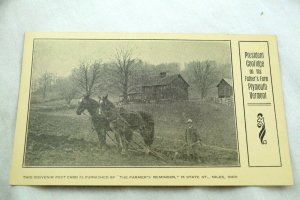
(24, 39, 239, 167)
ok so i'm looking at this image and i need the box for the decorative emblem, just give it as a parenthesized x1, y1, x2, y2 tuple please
(257, 113, 267, 144)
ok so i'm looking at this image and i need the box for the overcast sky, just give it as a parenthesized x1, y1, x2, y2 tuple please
(32, 39, 231, 79)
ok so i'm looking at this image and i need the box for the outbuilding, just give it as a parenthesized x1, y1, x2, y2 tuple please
(216, 78, 233, 98)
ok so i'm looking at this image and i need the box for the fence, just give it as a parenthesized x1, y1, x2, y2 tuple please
(207, 96, 234, 106)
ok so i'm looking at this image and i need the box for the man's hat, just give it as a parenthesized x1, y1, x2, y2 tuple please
(187, 119, 193, 123)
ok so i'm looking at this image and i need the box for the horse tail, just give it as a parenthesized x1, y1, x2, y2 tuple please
(138, 111, 155, 146)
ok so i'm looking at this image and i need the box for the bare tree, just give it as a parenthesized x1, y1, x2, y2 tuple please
(57, 77, 77, 105)
(31, 78, 39, 93)
(186, 60, 217, 99)
(71, 60, 102, 96)
(112, 47, 136, 103)
(39, 72, 53, 99)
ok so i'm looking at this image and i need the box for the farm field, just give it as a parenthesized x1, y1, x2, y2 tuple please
(24, 100, 239, 167)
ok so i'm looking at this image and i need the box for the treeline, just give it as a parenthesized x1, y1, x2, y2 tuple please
(32, 48, 232, 104)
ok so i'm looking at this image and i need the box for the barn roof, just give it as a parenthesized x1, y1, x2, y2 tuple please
(142, 74, 190, 87)
(217, 78, 233, 87)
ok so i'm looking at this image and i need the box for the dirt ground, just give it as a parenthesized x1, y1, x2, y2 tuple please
(24, 100, 239, 167)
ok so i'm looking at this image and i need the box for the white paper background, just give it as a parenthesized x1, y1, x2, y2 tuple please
(0, 0, 299, 199)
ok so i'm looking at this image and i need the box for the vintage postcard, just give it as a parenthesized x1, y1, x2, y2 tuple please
(10, 33, 293, 186)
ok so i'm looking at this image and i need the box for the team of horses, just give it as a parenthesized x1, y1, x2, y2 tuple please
(76, 95, 155, 155)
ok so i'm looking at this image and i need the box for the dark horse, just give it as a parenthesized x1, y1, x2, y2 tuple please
(99, 95, 155, 154)
(76, 95, 111, 149)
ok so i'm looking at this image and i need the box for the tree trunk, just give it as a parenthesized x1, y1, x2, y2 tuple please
(123, 72, 129, 103)
(42, 84, 47, 99)
(200, 88, 206, 99)
(123, 85, 128, 103)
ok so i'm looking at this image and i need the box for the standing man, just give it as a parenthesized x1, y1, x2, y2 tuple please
(185, 119, 201, 162)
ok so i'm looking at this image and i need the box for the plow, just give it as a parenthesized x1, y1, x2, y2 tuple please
(104, 129, 237, 165)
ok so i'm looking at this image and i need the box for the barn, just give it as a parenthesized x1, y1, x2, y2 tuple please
(124, 72, 190, 102)
(216, 78, 233, 98)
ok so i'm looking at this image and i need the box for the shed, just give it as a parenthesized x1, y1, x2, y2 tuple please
(216, 78, 233, 98)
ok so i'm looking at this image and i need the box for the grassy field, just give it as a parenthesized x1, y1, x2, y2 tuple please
(24, 100, 239, 166)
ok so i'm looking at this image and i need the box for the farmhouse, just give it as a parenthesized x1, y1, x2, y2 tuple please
(216, 78, 233, 98)
(124, 72, 190, 102)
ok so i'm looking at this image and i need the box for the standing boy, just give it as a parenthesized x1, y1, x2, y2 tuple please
(185, 119, 201, 162)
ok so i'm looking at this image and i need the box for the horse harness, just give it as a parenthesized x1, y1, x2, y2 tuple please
(105, 107, 146, 131)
